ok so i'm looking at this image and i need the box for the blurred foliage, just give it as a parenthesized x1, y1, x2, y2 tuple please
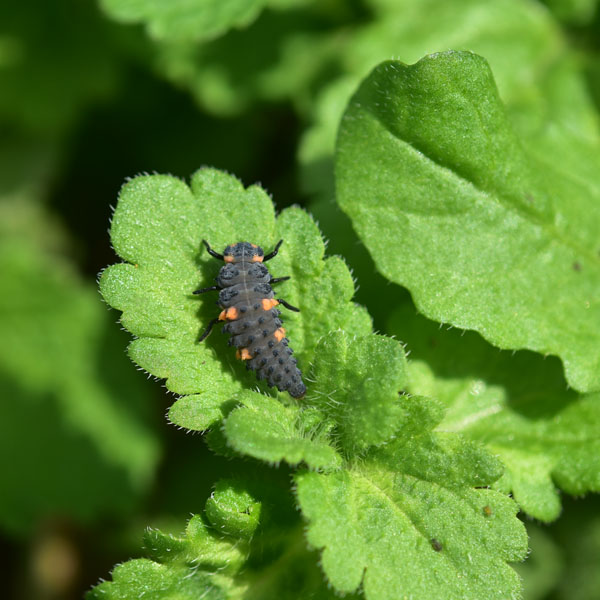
(1, 0, 600, 598)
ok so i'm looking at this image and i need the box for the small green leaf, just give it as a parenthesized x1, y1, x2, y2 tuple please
(87, 559, 228, 600)
(100, 168, 367, 434)
(390, 303, 600, 521)
(100, 0, 267, 42)
(223, 392, 341, 469)
(296, 401, 527, 600)
(336, 50, 600, 393)
(310, 331, 409, 454)
(89, 481, 346, 599)
(205, 479, 262, 538)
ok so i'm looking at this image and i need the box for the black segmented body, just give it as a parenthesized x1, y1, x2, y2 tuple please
(196, 241, 306, 399)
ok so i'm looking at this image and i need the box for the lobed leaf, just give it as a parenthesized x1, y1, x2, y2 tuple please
(335, 50, 600, 393)
(100, 168, 369, 444)
(296, 397, 527, 600)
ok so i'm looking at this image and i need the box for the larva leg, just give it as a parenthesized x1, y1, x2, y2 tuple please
(264, 239, 284, 262)
(193, 285, 219, 294)
(198, 317, 220, 342)
(278, 298, 300, 312)
(202, 240, 224, 260)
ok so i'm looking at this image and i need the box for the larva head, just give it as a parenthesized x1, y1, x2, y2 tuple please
(223, 242, 265, 263)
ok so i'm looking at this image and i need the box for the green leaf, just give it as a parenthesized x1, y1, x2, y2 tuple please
(390, 303, 600, 522)
(0, 205, 159, 536)
(224, 392, 342, 469)
(310, 331, 409, 454)
(100, 0, 267, 43)
(205, 479, 262, 538)
(335, 50, 600, 393)
(89, 480, 349, 600)
(100, 168, 369, 437)
(300, 0, 565, 200)
(295, 398, 527, 600)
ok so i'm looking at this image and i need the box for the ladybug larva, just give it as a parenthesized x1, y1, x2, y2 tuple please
(194, 240, 306, 399)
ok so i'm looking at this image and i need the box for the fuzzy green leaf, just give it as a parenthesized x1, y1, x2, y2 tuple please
(100, 168, 369, 438)
(89, 480, 348, 600)
(296, 398, 527, 600)
(300, 0, 565, 200)
(100, 0, 267, 43)
(390, 303, 600, 521)
(310, 331, 409, 454)
(223, 392, 342, 469)
(205, 479, 262, 538)
(336, 50, 600, 393)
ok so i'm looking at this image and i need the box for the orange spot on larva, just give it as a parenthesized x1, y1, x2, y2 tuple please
(236, 348, 252, 360)
(224, 255, 234, 263)
(274, 327, 286, 342)
(261, 298, 279, 310)
(219, 307, 238, 321)
(252, 255, 264, 262)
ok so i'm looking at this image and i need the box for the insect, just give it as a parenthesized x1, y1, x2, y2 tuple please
(194, 240, 306, 398)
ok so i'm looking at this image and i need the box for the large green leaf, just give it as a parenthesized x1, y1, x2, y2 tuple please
(296, 397, 527, 600)
(300, 0, 566, 199)
(336, 50, 600, 393)
(390, 303, 600, 522)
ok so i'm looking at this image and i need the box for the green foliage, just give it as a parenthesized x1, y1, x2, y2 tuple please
(0, 0, 121, 137)
(88, 476, 346, 599)
(0, 201, 159, 535)
(336, 50, 600, 394)
(310, 331, 410, 454)
(223, 391, 342, 469)
(93, 167, 527, 599)
(99, 0, 268, 43)
(4, 0, 600, 597)
(296, 397, 526, 600)
(390, 303, 600, 521)
(299, 0, 566, 198)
